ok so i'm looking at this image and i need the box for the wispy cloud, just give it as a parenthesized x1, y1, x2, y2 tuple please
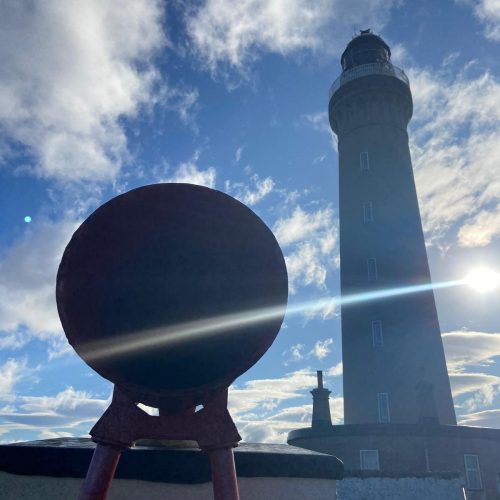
(409, 65, 500, 247)
(326, 361, 343, 377)
(0, 387, 109, 439)
(161, 153, 217, 188)
(459, 0, 500, 41)
(0, 219, 79, 343)
(163, 84, 200, 126)
(299, 111, 337, 151)
(0, 358, 27, 400)
(274, 206, 335, 246)
(0, 0, 165, 182)
(450, 372, 500, 398)
(229, 368, 317, 417)
(282, 340, 336, 365)
(273, 205, 338, 297)
(225, 174, 275, 206)
(443, 330, 500, 415)
(185, 0, 397, 74)
(443, 330, 500, 371)
(459, 408, 500, 427)
(311, 338, 334, 360)
(282, 343, 305, 365)
(228, 368, 342, 442)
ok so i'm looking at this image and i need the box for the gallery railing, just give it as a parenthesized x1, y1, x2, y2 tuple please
(329, 62, 409, 99)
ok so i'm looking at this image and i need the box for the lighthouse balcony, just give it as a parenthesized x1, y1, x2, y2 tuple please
(329, 62, 409, 99)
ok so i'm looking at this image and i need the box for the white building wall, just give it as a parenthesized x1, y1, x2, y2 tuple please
(0, 472, 337, 500)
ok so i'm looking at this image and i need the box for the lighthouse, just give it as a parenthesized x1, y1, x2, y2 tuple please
(328, 30, 456, 426)
(288, 33, 500, 498)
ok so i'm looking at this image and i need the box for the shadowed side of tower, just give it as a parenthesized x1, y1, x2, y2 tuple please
(329, 31, 456, 426)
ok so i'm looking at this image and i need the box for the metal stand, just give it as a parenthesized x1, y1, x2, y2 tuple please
(78, 387, 241, 500)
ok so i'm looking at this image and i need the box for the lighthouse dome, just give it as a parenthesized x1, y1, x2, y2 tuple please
(341, 29, 391, 71)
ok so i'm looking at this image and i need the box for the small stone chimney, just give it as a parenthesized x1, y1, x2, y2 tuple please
(311, 370, 333, 429)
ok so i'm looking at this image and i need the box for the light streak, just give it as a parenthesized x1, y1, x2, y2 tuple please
(80, 278, 466, 362)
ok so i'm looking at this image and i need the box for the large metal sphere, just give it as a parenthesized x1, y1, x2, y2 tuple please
(56, 184, 288, 410)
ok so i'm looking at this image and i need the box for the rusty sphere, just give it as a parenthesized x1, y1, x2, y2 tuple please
(56, 183, 288, 410)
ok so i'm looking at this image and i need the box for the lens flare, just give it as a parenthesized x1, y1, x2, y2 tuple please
(80, 279, 466, 362)
(465, 267, 500, 293)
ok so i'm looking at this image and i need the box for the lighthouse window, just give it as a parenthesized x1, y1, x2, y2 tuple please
(360, 450, 380, 471)
(360, 151, 370, 171)
(363, 201, 373, 223)
(372, 320, 383, 347)
(378, 393, 390, 423)
(367, 257, 378, 281)
(464, 455, 483, 490)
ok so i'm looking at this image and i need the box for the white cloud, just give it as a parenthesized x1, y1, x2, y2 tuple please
(282, 343, 305, 365)
(228, 368, 343, 442)
(462, 385, 498, 412)
(274, 206, 334, 246)
(273, 206, 339, 294)
(285, 243, 328, 291)
(237, 395, 344, 443)
(301, 111, 331, 135)
(162, 159, 217, 188)
(163, 85, 200, 125)
(326, 361, 343, 377)
(38, 430, 74, 440)
(225, 174, 275, 206)
(300, 111, 337, 151)
(17, 387, 107, 417)
(0, 219, 79, 340)
(229, 368, 317, 418)
(0, 387, 109, 438)
(0, 333, 30, 351)
(460, 0, 500, 41)
(449, 371, 500, 397)
(235, 146, 244, 163)
(283, 340, 339, 366)
(458, 210, 500, 247)
(443, 330, 500, 415)
(442, 330, 500, 371)
(310, 338, 333, 360)
(186, 0, 397, 73)
(459, 408, 500, 427)
(0, 359, 27, 400)
(0, 0, 165, 182)
(409, 66, 500, 247)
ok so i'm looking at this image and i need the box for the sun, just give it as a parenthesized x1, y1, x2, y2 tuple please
(465, 267, 500, 293)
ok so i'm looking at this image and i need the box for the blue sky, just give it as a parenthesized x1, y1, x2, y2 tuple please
(1, 0, 500, 444)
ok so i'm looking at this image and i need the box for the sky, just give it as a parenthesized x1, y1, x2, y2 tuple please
(1, 0, 500, 445)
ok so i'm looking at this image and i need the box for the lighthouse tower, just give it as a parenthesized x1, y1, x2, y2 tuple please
(328, 30, 456, 426)
(289, 33, 500, 497)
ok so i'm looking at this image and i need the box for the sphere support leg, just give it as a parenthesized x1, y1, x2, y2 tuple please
(78, 444, 122, 500)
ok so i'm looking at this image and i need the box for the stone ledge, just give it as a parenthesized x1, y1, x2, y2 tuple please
(0, 438, 344, 484)
(288, 423, 500, 442)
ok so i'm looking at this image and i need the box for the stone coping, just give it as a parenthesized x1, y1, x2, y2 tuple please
(342, 470, 461, 480)
(0, 438, 344, 484)
(288, 423, 500, 443)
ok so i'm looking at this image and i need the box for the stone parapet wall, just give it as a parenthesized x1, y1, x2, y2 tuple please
(337, 476, 464, 500)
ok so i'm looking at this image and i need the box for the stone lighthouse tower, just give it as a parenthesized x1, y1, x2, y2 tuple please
(329, 30, 456, 426)
(289, 33, 500, 497)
